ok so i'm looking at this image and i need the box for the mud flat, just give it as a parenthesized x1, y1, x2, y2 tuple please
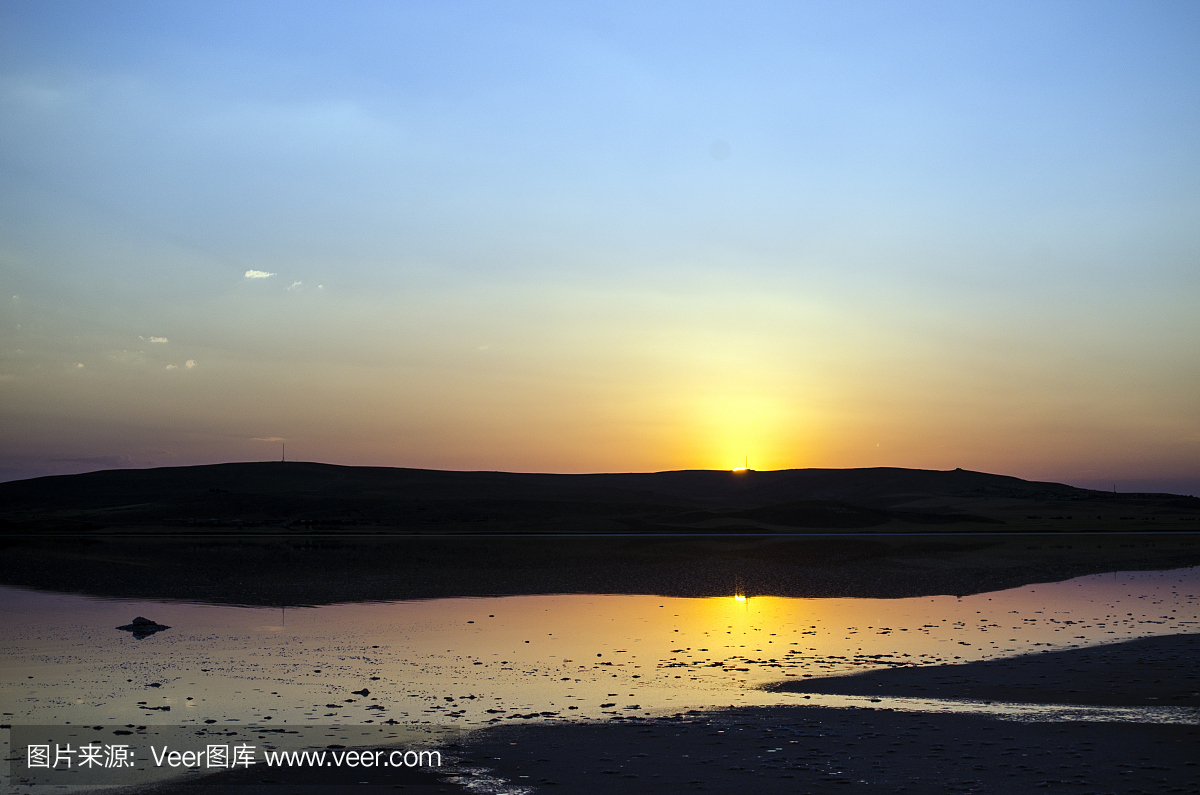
(770, 632, 1200, 708)
(438, 705, 1199, 794)
(111, 706, 1200, 794)
(98, 706, 1200, 795)
(439, 634, 1200, 793)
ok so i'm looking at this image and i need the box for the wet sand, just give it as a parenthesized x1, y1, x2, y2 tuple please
(112, 708, 1200, 795)
(440, 705, 1199, 794)
(438, 635, 1200, 793)
(770, 632, 1200, 708)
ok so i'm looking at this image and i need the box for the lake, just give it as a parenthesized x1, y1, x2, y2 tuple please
(2, 567, 1196, 732)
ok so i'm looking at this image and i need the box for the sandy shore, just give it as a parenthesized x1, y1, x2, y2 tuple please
(113, 706, 1200, 795)
(440, 705, 1198, 794)
(769, 632, 1200, 708)
(438, 635, 1200, 793)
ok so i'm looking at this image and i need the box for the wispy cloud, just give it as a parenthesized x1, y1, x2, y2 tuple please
(148, 336, 169, 343)
(251, 436, 285, 442)
(286, 280, 302, 291)
(185, 359, 196, 369)
(165, 364, 177, 370)
(244, 270, 276, 279)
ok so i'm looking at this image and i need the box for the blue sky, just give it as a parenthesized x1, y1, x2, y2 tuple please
(2, 1, 1198, 491)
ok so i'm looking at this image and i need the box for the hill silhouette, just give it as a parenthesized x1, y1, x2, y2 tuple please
(2, 463, 1197, 605)
(1, 461, 1196, 535)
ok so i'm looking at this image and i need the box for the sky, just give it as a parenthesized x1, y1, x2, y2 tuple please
(1, 1, 1198, 492)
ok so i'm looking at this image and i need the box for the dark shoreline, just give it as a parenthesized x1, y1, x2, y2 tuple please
(439, 703, 1199, 794)
(768, 633, 1200, 708)
(116, 709, 1200, 795)
(1, 532, 1198, 606)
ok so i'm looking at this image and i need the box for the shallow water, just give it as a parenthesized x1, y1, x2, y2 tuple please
(1, 567, 1197, 731)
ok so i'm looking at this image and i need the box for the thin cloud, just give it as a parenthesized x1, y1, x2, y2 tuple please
(244, 270, 276, 279)
(286, 280, 302, 290)
(148, 336, 168, 343)
(165, 364, 178, 370)
(185, 359, 196, 369)
(251, 437, 285, 442)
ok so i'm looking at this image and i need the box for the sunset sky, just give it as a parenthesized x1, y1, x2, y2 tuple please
(2, 1, 1198, 492)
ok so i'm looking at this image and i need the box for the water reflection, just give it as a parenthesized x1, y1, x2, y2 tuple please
(0, 568, 1196, 730)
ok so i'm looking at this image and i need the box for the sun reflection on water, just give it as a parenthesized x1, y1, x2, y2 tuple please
(0, 568, 1196, 729)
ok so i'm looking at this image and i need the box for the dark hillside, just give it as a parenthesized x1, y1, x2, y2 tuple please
(1, 462, 1195, 535)
(1, 464, 1198, 605)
